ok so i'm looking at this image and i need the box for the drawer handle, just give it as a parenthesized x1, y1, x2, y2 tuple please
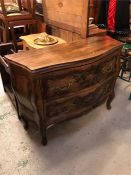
(54, 80, 75, 95)
(102, 63, 113, 74)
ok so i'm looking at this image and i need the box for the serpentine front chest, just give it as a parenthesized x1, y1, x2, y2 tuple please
(3, 35, 122, 145)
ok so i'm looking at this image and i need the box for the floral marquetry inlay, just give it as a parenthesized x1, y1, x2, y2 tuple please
(47, 56, 117, 99)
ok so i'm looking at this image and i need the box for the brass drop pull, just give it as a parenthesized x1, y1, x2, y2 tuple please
(102, 63, 113, 74)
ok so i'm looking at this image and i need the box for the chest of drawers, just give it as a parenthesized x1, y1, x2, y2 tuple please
(3, 36, 122, 145)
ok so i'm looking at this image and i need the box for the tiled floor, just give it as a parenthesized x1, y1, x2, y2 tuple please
(0, 75, 131, 175)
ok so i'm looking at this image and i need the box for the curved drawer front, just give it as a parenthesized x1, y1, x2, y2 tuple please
(46, 54, 118, 100)
(46, 78, 114, 125)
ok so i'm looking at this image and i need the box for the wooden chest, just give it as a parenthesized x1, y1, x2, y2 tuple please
(3, 36, 122, 145)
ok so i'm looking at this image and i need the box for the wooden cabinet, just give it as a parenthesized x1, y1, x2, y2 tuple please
(43, 0, 89, 41)
(3, 35, 122, 145)
(42, 0, 105, 41)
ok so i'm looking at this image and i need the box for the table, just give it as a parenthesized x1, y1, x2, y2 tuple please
(2, 35, 122, 145)
(20, 33, 66, 50)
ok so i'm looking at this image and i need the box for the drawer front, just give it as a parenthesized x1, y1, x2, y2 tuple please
(46, 78, 114, 125)
(46, 54, 118, 100)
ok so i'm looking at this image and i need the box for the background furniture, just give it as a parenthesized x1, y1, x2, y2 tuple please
(119, 41, 131, 82)
(42, 0, 106, 42)
(43, 0, 89, 42)
(0, 0, 37, 49)
(0, 42, 16, 105)
(3, 36, 122, 145)
(89, 0, 101, 24)
(20, 33, 66, 50)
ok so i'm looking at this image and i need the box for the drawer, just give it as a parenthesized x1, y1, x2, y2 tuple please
(46, 78, 114, 125)
(46, 54, 118, 100)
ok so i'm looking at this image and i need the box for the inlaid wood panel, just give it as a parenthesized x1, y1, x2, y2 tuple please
(46, 53, 118, 100)
(11, 71, 34, 111)
(46, 78, 114, 125)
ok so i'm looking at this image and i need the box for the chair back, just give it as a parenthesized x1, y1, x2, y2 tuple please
(21, 0, 36, 14)
(0, 0, 36, 17)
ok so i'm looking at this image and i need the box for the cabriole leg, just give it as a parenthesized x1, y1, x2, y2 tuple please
(22, 117, 29, 130)
(106, 91, 115, 110)
(14, 97, 21, 120)
(40, 122, 47, 146)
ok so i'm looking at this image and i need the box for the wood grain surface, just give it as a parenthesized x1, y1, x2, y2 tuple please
(6, 36, 122, 72)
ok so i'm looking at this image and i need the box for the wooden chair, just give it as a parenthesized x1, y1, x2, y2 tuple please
(0, 0, 37, 49)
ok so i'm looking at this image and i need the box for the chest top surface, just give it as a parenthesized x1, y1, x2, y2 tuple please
(5, 36, 122, 72)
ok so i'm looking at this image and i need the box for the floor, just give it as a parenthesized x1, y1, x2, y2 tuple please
(0, 75, 131, 175)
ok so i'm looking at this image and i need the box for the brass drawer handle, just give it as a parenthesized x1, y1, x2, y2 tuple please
(53, 79, 75, 95)
(102, 63, 113, 74)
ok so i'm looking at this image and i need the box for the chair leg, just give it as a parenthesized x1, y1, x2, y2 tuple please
(10, 26, 17, 51)
(0, 29, 2, 43)
(32, 22, 37, 33)
(0, 21, 9, 43)
(29, 21, 37, 34)
(2, 26, 10, 43)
